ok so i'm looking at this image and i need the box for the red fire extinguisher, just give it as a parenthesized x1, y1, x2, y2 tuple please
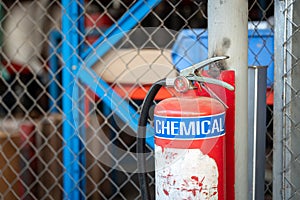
(137, 56, 234, 200)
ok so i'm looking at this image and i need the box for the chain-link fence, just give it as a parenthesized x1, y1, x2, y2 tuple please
(273, 0, 300, 199)
(0, 0, 275, 199)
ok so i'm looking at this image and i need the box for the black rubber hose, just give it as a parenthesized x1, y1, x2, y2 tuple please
(137, 79, 166, 200)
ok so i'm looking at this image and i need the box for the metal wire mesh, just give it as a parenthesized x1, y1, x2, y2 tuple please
(273, 0, 300, 199)
(0, 0, 274, 199)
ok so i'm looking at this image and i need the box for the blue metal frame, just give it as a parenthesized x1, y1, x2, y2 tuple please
(78, 67, 155, 148)
(60, 0, 161, 198)
(82, 0, 162, 69)
(61, 0, 85, 199)
(49, 31, 155, 139)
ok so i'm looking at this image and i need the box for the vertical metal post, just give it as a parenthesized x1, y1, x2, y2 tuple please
(248, 66, 267, 200)
(289, 1, 300, 198)
(208, 1, 248, 199)
(277, 1, 300, 199)
(77, 0, 86, 195)
(273, 0, 285, 199)
(62, 0, 85, 199)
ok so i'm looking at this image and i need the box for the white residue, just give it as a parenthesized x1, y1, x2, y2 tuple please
(155, 146, 219, 200)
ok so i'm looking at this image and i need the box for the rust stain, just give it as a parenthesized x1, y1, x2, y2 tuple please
(163, 189, 169, 196)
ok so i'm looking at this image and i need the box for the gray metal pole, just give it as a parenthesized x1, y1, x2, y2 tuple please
(276, 1, 300, 199)
(208, 1, 248, 199)
(248, 66, 267, 200)
(273, 0, 285, 199)
(289, 1, 300, 198)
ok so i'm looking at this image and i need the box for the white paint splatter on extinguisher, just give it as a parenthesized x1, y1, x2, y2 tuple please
(155, 147, 219, 199)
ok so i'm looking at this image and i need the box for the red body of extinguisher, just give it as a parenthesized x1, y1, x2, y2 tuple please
(154, 91, 226, 199)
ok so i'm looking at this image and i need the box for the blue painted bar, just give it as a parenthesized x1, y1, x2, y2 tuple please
(53, 1, 161, 160)
(82, 0, 162, 69)
(61, 0, 85, 199)
(78, 67, 155, 149)
(77, 0, 86, 196)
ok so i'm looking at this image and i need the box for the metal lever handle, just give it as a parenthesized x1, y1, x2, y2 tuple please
(188, 76, 234, 91)
(179, 56, 229, 77)
(173, 56, 234, 92)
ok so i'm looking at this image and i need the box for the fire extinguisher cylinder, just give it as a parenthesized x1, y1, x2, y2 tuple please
(137, 56, 234, 200)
